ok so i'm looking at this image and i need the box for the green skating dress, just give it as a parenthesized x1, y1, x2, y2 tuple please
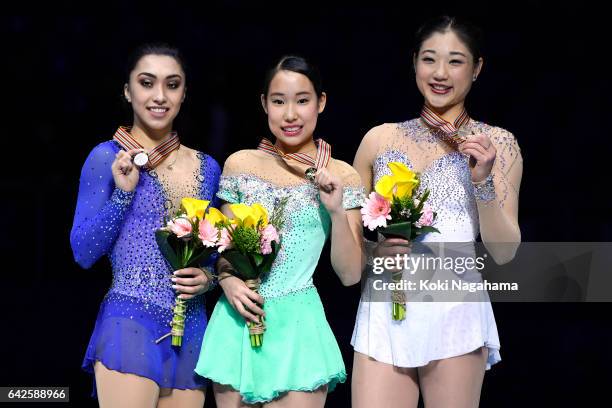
(194, 150, 364, 404)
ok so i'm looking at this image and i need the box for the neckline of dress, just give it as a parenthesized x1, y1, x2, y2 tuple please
(225, 172, 318, 190)
(376, 148, 466, 176)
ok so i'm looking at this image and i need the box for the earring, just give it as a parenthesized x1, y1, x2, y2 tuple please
(473, 76, 477, 82)
(125, 96, 131, 103)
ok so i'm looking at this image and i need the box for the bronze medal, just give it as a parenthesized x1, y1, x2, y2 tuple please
(305, 167, 317, 182)
(133, 152, 149, 167)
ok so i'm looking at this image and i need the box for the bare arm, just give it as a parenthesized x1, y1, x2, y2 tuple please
(353, 125, 412, 260)
(329, 208, 365, 286)
(460, 129, 523, 264)
(316, 167, 365, 286)
(477, 148, 522, 264)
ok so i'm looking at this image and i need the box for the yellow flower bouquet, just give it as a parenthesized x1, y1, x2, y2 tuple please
(361, 162, 440, 320)
(155, 198, 223, 346)
(218, 199, 287, 347)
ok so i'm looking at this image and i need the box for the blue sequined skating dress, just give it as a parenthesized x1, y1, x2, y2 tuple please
(70, 139, 220, 392)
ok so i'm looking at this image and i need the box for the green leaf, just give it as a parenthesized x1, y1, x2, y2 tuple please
(380, 222, 412, 241)
(221, 250, 259, 280)
(272, 240, 281, 256)
(155, 230, 182, 270)
(253, 253, 264, 267)
(259, 258, 273, 274)
(417, 226, 440, 235)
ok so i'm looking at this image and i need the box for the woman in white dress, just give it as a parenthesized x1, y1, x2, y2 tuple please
(351, 16, 523, 408)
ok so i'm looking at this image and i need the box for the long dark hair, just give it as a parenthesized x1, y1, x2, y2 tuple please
(125, 43, 188, 83)
(262, 55, 324, 99)
(414, 16, 484, 63)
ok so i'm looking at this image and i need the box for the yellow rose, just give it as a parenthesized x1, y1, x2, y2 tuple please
(181, 198, 210, 220)
(374, 162, 419, 200)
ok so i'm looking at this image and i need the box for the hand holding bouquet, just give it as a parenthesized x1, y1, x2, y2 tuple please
(155, 198, 226, 346)
(218, 199, 287, 347)
(361, 162, 440, 320)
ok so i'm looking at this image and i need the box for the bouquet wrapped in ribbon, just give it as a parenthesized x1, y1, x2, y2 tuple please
(217, 199, 287, 347)
(155, 198, 226, 346)
(361, 162, 440, 320)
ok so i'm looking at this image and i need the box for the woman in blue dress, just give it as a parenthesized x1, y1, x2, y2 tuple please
(70, 44, 220, 407)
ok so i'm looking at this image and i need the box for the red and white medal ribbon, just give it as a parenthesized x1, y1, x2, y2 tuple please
(113, 126, 180, 169)
(257, 138, 331, 181)
(420, 105, 471, 144)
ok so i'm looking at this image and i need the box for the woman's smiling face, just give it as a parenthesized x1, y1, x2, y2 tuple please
(414, 30, 482, 114)
(262, 70, 326, 151)
(124, 54, 186, 133)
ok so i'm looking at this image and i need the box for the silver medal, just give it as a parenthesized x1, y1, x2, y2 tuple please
(133, 152, 149, 167)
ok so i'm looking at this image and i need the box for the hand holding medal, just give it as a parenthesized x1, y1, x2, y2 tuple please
(305, 167, 317, 182)
(314, 167, 344, 215)
(113, 125, 180, 171)
(133, 150, 149, 167)
(420, 106, 496, 183)
(457, 132, 497, 183)
(111, 148, 144, 192)
(457, 128, 477, 168)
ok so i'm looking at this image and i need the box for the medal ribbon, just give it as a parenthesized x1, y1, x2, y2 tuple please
(420, 105, 471, 142)
(113, 126, 180, 169)
(257, 138, 331, 179)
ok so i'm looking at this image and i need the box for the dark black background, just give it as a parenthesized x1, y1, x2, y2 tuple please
(1, 4, 610, 407)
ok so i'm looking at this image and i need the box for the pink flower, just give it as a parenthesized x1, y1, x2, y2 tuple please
(217, 227, 234, 253)
(361, 192, 392, 231)
(415, 205, 434, 228)
(167, 217, 193, 240)
(260, 224, 280, 255)
(198, 219, 219, 247)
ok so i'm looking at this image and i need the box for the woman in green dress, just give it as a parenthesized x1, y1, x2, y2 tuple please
(195, 56, 365, 407)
